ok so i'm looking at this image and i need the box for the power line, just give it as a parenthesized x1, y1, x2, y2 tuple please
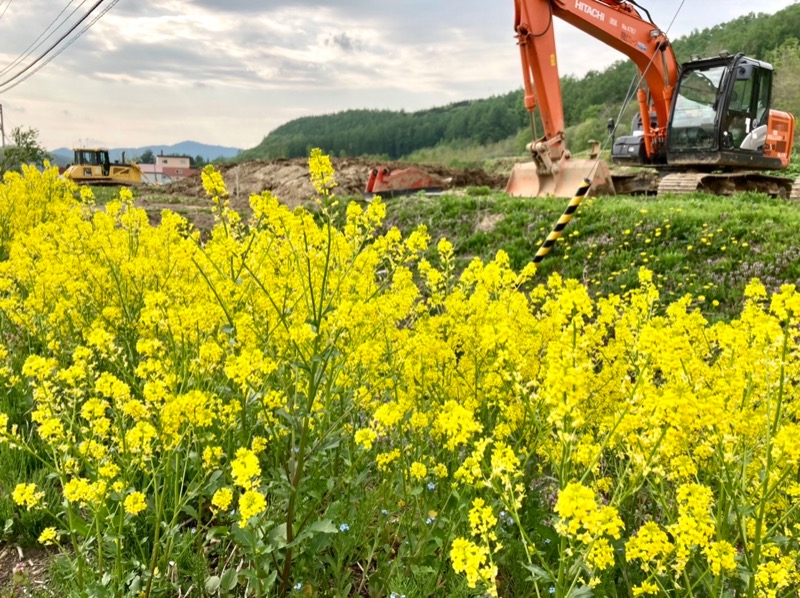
(0, 1, 88, 79)
(0, 0, 117, 93)
(0, 0, 13, 22)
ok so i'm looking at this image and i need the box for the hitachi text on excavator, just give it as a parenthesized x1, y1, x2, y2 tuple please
(507, 0, 796, 198)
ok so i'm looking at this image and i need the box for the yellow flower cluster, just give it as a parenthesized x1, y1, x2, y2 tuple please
(1, 159, 800, 596)
(555, 482, 623, 571)
(239, 489, 267, 527)
(231, 448, 261, 490)
(123, 491, 147, 516)
(211, 487, 233, 512)
(12, 483, 43, 510)
(450, 498, 500, 596)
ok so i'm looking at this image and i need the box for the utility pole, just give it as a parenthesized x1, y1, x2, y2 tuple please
(0, 105, 5, 148)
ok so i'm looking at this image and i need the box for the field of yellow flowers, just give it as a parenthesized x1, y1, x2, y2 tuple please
(0, 152, 799, 597)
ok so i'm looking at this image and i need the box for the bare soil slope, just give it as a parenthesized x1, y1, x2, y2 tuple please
(136, 157, 506, 232)
(162, 157, 506, 209)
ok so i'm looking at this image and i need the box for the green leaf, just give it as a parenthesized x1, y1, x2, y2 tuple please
(411, 564, 435, 576)
(220, 568, 238, 592)
(522, 563, 554, 583)
(317, 435, 341, 452)
(231, 525, 258, 549)
(239, 568, 259, 589)
(128, 575, 142, 593)
(288, 518, 339, 548)
(267, 523, 288, 549)
(205, 575, 221, 593)
(572, 585, 594, 597)
(305, 519, 339, 534)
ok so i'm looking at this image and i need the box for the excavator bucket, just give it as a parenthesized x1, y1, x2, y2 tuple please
(506, 158, 615, 198)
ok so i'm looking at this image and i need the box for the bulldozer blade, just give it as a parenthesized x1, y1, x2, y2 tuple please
(505, 159, 616, 198)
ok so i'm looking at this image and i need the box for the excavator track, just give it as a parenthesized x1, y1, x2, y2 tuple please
(656, 172, 793, 197)
(790, 177, 800, 201)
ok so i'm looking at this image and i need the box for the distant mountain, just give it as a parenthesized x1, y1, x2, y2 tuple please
(49, 140, 241, 166)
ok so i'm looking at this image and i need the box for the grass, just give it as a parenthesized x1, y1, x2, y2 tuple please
(347, 187, 800, 321)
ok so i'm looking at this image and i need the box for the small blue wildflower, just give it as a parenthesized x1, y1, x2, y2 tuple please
(549, 586, 555, 594)
(426, 516, 436, 525)
(545, 538, 551, 544)
(293, 583, 302, 591)
(427, 482, 436, 491)
(381, 509, 389, 515)
(339, 523, 350, 532)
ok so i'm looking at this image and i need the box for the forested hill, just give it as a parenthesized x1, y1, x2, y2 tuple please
(240, 4, 800, 162)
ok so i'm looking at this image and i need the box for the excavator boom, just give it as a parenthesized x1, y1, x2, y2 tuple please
(509, 0, 677, 197)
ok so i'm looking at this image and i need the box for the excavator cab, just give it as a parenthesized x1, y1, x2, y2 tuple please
(667, 54, 794, 170)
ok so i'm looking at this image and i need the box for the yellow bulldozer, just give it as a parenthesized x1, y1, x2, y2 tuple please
(64, 148, 144, 186)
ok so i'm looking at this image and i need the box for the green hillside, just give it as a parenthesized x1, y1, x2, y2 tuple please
(240, 4, 800, 164)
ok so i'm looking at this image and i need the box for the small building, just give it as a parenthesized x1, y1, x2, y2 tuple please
(137, 155, 199, 184)
(156, 155, 198, 179)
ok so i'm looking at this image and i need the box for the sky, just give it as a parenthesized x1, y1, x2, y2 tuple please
(0, 0, 797, 152)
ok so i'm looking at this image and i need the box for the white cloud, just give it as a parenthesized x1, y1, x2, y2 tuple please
(0, 0, 795, 150)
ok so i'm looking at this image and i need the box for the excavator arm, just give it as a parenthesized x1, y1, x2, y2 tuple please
(508, 0, 679, 196)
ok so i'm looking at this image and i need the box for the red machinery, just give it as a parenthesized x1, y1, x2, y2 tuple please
(364, 165, 448, 200)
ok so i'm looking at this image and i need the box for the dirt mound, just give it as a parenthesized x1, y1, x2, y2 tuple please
(162, 157, 506, 210)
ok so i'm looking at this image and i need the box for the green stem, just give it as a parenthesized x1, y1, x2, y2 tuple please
(66, 502, 85, 589)
(749, 326, 788, 595)
(144, 462, 164, 598)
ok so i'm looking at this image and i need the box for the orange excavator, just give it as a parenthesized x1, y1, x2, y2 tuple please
(507, 0, 796, 198)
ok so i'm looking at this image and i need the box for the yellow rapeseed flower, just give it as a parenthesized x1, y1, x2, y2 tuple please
(239, 489, 266, 527)
(409, 462, 427, 480)
(354, 428, 377, 450)
(124, 491, 147, 516)
(38, 527, 58, 546)
(231, 448, 261, 490)
(12, 483, 44, 510)
(211, 487, 233, 512)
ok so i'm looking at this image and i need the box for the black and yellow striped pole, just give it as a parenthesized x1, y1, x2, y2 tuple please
(533, 178, 592, 264)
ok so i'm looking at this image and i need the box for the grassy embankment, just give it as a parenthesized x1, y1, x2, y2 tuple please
(354, 187, 800, 322)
